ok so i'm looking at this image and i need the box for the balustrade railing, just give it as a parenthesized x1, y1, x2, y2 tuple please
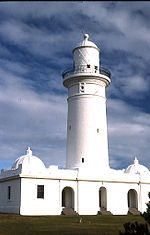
(62, 65, 111, 79)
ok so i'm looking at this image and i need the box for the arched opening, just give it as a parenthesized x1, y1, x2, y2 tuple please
(62, 187, 74, 209)
(99, 187, 107, 210)
(128, 189, 138, 209)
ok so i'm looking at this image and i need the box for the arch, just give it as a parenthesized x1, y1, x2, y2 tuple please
(128, 189, 138, 209)
(62, 187, 74, 209)
(99, 187, 107, 210)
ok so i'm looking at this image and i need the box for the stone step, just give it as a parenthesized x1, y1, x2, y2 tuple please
(128, 208, 141, 215)
(62, 208, 78, 215)
(98, 207, 112, 215)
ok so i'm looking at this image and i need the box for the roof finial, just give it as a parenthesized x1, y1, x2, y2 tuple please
(84, 33, 89, 41)
(134, 157, 139, 165)
(27, 147, 32, 157)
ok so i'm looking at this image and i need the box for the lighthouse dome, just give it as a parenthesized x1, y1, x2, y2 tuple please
(74, 34, 99, 51)
(77, 34, 99, 49)
(124, 157, 150, 175)
(12, 147, 45, 173)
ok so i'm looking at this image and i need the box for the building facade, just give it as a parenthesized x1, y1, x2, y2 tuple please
(0, 35, 150, 216)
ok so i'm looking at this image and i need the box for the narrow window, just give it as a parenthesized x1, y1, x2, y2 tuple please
(62, 189, 65, 207)
(82, 158, 84, 163)
(8, 186, 11, 200)
(69, 125, 71, 130)
(37, 185, 44, 199)
(87, 64, 90, 68)
(95, 66, 98, 70)
(97, 128, 99, 133)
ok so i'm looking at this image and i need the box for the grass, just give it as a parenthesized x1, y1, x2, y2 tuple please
(0, 214, 148, 235)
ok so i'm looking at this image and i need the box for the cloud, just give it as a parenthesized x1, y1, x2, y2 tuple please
(0, 64, 67, 168)
(107, 99, 150, 169)
(121, 75, 149, 97)
(79, 2, 150, 61)
(0, 2, 76, 19)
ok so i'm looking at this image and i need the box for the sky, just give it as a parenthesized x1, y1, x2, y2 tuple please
(0, 1, 150, 171)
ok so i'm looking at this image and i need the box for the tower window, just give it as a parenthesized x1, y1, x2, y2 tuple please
(79, 83, 85, 93)
(87, 64, 90, 68)
(37, 185, 44, 199)
(97, 128, 99, 133)
(8, 186, 11, 200)
(82, 158, 84, 163)
(95, 66, 98, 70)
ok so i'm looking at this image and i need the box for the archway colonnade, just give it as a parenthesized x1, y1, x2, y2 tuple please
(61, 186, 139, 213)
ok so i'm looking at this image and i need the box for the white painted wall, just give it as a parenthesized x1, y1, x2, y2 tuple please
(20, 178, 60, 215)
(20, 177, 78, 215)
(0, 172, 150, 215)
(0, 178, 21, 213)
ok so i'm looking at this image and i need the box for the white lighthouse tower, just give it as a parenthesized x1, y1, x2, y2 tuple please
(62, 34, 111, 171)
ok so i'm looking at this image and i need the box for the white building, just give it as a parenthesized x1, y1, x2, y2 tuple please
(0, 34, 150, 216)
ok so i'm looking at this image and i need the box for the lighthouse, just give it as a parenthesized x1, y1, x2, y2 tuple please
(62, 34, 111, 171)
(1, 34, 150, 217)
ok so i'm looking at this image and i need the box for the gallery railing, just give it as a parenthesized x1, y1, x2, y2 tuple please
(62, 65, 111, 80)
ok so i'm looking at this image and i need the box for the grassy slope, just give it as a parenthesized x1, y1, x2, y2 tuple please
(0, 214, 148, 235)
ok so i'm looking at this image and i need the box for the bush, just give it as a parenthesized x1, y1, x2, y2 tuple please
(119, 221, 150, 235)
(142, 192, 150, 224)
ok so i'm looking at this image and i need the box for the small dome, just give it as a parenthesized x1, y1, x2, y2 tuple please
(75, 34, 99, 49)
(124, 157, 150, 175)
(12, 147, 45, 173)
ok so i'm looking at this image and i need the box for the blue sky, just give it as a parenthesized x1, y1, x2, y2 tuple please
(0, 1, 150, 170)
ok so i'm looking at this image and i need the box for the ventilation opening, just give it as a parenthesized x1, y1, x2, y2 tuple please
(79, 83, 85, 93)
(82, 158, 84, 163)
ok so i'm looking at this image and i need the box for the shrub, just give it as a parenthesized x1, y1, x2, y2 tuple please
(119, 221, 150, 235)
(142, 192, 150, 224)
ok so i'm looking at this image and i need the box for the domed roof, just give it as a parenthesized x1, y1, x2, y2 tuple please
(124, 157, 150, 175)
(74, 34, 99, 50)
(12, 147, 45, 173)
